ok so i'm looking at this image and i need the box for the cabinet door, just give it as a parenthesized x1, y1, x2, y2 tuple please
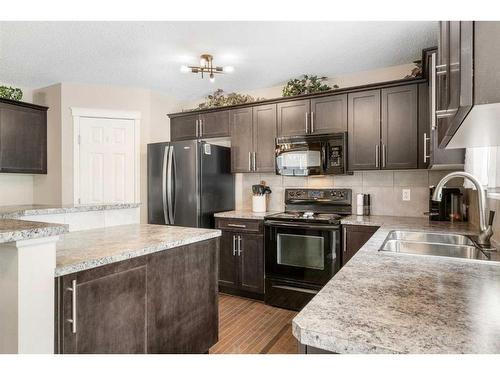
(219, 231, 239, 289)
(347, 90, 381, 171)
(310, 94, 347, 134)
(253, 104, 277, 173)
(239, 233, 265, 294)
(230, 107, 253, 173)
(342, 225, 379, 266)
(277, 99, 310, 137)
(381, 85, 418, 169)
(170, 114, 198, 141)
(60, 265, 148, 354)
(200, 110, 230, 138)
(0, 102, 47, 173)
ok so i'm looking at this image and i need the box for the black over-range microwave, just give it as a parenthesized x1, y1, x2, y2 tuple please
(275, 132, 348, 176)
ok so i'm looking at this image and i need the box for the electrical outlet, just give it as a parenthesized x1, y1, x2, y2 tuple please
(402, 189, 411, 201)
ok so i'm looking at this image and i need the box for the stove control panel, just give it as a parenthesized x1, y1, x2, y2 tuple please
(285, 188, 351, 203)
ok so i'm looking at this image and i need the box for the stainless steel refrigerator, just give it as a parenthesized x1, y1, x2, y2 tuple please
(147, 140, 234, 228)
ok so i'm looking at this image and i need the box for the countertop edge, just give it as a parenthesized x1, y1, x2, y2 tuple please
(0, 203, 141, 219)
(0, 220, 69, 244)
(54, 229, 221, 277)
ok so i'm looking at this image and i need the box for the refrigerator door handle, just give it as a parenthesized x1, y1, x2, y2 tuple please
(166, 145, 175, 224)
(162, 145, 170, 224)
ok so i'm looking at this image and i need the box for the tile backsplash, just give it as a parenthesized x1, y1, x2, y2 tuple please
(236, 170, 463, 217)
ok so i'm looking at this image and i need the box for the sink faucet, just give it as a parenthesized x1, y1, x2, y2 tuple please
(431, 171, 495, 246)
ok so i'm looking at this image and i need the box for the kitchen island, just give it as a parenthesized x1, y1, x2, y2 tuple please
(293, 216, 500, 354)
(55, 224, 221, 354)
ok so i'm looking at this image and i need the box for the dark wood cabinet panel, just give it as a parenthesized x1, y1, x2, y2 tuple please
(239, 233, 265, 294)
(170, 114, 198, 141)
(219, 231, 239, 289)
(0, 100, 47, 174)
(310, 94, 347, 134)
(342, 225, 379, 266)
(277, 99, 310, 137)
(230, 107, 253, 173)
(347, 90, 381, 171)
(253, 104, 277, 173)
(200, 110, 230, 138)
(56, 239, 219, 354)
(381, 85, 418, 169)
(147, 240, 218, 353)
(216, 219, 265, 299)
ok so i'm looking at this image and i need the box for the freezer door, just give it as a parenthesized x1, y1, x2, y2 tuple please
(171, 140, 200, 227)
(200, 143, 235, 228)
(147, 142, 169, 225)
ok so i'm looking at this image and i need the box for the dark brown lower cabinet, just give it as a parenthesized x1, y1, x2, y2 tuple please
(342, 225, 379, 266)
(216, 218, 264, 299)
(55, 238, 219, 354)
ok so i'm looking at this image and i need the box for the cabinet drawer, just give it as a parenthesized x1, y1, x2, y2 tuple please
(215, 218, 263, 233)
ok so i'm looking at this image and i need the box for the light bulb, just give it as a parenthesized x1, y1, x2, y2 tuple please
(180, 65, 190, 73)
(209, 74, 215, 83)
(200, 57, 207, 66)
(223, 66, 234, 73)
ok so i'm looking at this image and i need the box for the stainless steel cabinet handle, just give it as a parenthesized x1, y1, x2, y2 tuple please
(227, 223, 246, 228)
(248, 152, 252, 172)
(431, 53, 437, 130)
(310, 111, 315, 133)
(199, 118, 203, 137)
(237, 235, 242, 256)
(232, 235, 237, 256)
(195, 119, 199, 138)
(436, 109, 457, 119)
(375, 144, 380, 168)
(423, 132, 430, 162)
(343, 227, 347, 253)
(252, 152, 257, 172)
(305, 112, 309, 134)
(382, 144, 386, 168)
(67, 279, 77, 334)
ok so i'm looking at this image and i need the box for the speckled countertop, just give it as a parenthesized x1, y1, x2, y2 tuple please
(0, 203, 140, 218)
(214, 210, 279, 220)
(293, 216, 500, 354)
(0, 219, 67, 244)
(55, 224, 221, 277)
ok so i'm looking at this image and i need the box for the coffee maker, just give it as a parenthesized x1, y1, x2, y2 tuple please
(428, 187, 466, 221)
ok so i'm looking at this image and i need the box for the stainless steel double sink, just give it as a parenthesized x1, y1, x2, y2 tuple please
(379, 230, 493, 261)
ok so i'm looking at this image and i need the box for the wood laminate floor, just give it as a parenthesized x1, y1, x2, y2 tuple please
(209, 294, 298, 354)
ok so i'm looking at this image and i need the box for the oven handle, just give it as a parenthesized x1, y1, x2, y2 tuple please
(264, 220, 340, 230)
(272, 284, 319, 295)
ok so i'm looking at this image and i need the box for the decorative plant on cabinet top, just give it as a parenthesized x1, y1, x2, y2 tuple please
(282, 75, 338, 97)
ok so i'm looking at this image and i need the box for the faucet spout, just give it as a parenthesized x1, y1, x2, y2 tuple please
(432, 171, 494, 245)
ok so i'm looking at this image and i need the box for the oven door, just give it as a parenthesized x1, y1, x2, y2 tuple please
(264, 221, 340, 285)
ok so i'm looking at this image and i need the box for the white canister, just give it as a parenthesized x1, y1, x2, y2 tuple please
(252, 195, 267, 213)
(356, 193, 364, 216)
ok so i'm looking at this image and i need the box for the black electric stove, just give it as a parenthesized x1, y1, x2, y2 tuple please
(264, 188, 352, 311)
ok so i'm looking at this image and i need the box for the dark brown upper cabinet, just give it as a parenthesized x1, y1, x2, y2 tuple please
(230, 107, 254, 173)
(0, 99, 47, 174)
(277, 99, 310, 137)
(252, 104, 277, 172)
(230, 104, 276, 173)
(170, 110, 230, 141)
(278, 95, 347, 137)
(310, 94, 347, 134)
(381, 84, 418, 169)
(348, 90, 381, 171)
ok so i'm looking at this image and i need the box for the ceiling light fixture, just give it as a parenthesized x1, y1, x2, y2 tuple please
(180, 54, 233, 83)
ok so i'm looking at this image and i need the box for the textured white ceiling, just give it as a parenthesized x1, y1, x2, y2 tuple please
(0, 21, 437, 100)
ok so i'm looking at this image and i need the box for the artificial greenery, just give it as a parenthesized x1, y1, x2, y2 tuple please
(282, 75, 338, 97)
(405, 59, 423, 79)
(198, 89, 264, 109)
(0, 85, 23, 101)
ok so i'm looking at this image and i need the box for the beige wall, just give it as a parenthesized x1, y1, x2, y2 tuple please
(32, 83, 182, 222)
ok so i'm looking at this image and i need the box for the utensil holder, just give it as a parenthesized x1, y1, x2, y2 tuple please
(252, 195, 267, 213)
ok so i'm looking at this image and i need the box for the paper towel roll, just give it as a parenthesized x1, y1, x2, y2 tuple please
(356, 193, 364, 216)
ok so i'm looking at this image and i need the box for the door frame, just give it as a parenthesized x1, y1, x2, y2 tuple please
(71, 107, 141, 205)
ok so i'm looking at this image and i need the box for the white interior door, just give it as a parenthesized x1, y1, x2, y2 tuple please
(79, 117, 136, 204)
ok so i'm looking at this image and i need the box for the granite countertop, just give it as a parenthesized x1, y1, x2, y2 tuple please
(55, 224, 221, 277)
(0, 203, 140, 219)
(214, 210, 279, 220)
(293, 216, 500, 354)
(0, 219, 68, 244)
